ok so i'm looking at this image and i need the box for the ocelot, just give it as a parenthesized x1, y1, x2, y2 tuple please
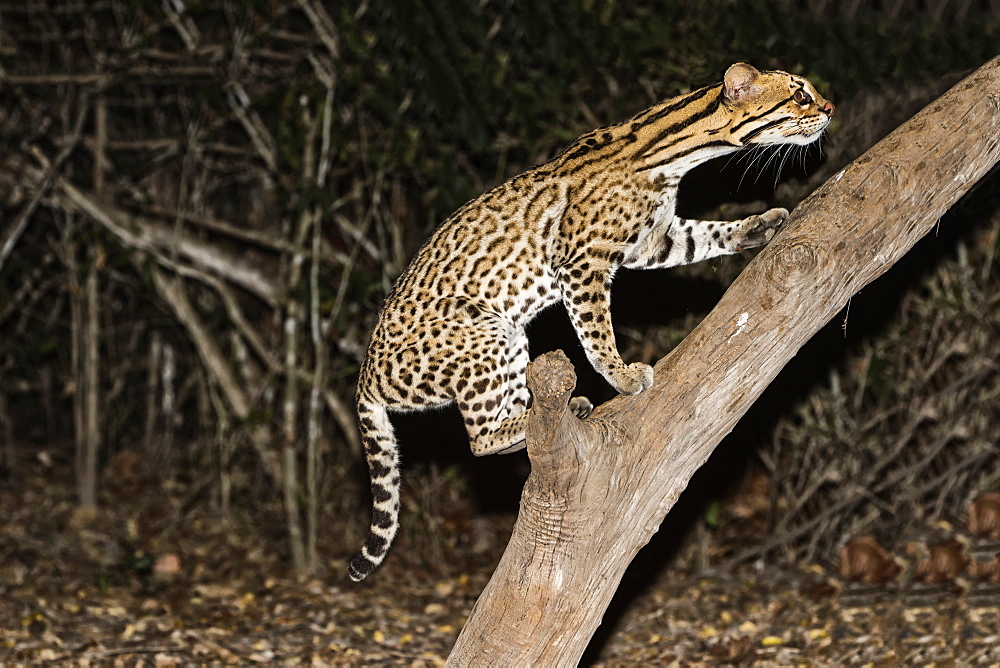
(350, 62, 834, 581)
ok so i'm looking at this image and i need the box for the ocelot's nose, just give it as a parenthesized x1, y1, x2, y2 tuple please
(820, 101, 835, 117)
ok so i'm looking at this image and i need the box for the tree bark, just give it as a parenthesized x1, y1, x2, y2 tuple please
(448, 56, 1000, 665)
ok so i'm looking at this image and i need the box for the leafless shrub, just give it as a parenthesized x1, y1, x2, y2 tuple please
(734, 207, 1000, 568)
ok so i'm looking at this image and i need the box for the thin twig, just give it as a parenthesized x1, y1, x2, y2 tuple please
(0, 93, 89, 273)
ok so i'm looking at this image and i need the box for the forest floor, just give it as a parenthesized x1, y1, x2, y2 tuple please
(3, 453, 1000, 666)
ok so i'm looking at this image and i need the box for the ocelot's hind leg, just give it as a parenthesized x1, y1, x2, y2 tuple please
(460, 330, 592, 457)
(447, 324, 533, 457)
(508, 334, 592, 420)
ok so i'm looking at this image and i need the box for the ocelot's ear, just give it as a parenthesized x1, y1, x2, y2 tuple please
(723, 63, 762, 104)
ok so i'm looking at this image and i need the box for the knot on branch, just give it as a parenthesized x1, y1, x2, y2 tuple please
(526, 350, 577, 411)
(762, 236, 822, 289)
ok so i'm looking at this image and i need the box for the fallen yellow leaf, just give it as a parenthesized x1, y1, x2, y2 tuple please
(424, 602, 446, 616)
(697, 626, 718, 639)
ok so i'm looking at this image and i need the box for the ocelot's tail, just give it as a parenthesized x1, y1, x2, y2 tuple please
(349, 401, 401, 582)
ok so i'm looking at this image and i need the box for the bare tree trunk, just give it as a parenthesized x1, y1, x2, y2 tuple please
(66, 218, 85, 498)
(65, 208, 102, 511)
(283, 294, 307, 572)
(279, 189, 315, 574)
(79, 247, 101, 510)
(307, 85, 335, 572)
(143, 333, 161, 457)
(74, 95, 108, 510)
(0, 379, 12, 470)
(307, 212, 324, 571)
(448, 56, 1000, 665)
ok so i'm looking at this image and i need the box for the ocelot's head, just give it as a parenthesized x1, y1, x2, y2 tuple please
(722, 62, 834, 146)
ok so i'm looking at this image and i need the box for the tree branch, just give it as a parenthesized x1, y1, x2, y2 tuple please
(0, 95, 89, 273)
(449, 55, 1000, 665)
(47, 174, 281, 305)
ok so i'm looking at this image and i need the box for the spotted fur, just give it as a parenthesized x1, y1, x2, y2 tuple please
(349, 63, 833, 581)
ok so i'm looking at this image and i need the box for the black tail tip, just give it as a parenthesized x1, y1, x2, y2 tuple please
(348, 553, 375, 582)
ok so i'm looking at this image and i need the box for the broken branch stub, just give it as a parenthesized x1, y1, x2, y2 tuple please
(523, 350, 588, 473)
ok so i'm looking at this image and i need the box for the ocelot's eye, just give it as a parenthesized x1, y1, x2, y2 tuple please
(793, 89, 813, 106)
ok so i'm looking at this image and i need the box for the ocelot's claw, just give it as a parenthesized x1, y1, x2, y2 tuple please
(569, 396, 593, 419)
(609, 362, 654, 396)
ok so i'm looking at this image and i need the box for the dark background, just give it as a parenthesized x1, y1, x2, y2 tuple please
(1, 0, 998, 589)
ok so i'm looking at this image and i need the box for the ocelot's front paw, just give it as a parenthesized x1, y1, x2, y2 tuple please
(736, 207, 788, 250)
(608, 362, 654, 396)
